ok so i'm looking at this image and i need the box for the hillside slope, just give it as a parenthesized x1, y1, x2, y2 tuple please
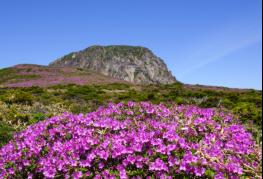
(49, 45, 176, 84)
(0, 64, 127, 87)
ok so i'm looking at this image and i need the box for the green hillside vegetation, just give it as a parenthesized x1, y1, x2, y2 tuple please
(0, 82, 261, 147)
(0, 68, 40, 85)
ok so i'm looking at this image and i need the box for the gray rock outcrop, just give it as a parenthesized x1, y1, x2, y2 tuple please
(49, 45, 176, 84)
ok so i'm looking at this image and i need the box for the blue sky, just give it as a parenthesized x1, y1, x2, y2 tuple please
(0, 0, 262, 89)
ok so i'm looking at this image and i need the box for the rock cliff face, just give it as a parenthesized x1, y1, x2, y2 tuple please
(49, 45, 176, 84)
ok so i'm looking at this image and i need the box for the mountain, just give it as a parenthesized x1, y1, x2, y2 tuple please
(0, 64, 127, 87)
(49, 45, 176, 84)
(0, 64, 255, 92)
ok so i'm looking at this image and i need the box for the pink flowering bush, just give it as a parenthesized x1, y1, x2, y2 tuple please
(0, 102, 261, 178)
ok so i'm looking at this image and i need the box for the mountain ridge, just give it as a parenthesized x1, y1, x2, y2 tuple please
(0, 64, 260, 93)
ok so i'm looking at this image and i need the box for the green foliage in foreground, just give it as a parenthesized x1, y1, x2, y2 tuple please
(0, 121, 15, 147)
(0, 83, 261, 147)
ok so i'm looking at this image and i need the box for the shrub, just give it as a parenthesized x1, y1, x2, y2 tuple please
(28, 113, 46, 125)
(0, 121, 15, 147)
(69, 104, 92, 114)
(0, 102, 261, 178)
(200, 96, 221, 108)
(3, 91, 33, 105)
(15, 113, 30, 123)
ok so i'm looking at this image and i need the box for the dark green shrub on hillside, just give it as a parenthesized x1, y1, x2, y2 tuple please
(163, 82, 183, 90)
(166, 89, 183, 99)
(70, 104, 92, 114)
(147, 93, 155, 100)
(175, 97, 185, 104)
(64, 86, 100, 101)
(29, 113, 46, 124)
(0, 68, 13, 76)
(0, 121, 15, 147)
(221, 98, 235, 109)
(117, 94, 132, 100)
(226, 93, 239, 102)
(23, 86, 44, 95)
(15, 113, 30, 123)
(233, 102, 262, 126)
(100, 83, 131, 90)
(2, 91, 33, 105)
(0, 68, 14, 84)
(200, 96, 221, 108)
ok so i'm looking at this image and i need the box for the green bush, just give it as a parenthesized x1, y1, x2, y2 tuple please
(175, 97, 185, 104)
(200, 96, 221, 108)
(29, 113, 46, 124)
(15, 113, 30, 123)
(0, 121, 15, 147)
(69, 104, 92, 114)
(3, 91, 33, 105)
(233, 102, 262, 126)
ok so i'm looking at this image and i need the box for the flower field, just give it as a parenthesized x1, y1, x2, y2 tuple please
(0, 102, 261, 178)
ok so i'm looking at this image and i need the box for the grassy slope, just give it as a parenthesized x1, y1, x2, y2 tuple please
(0, 82, 261, 147)
(0, 67, 40, 85)
(0, 64, 127, 87)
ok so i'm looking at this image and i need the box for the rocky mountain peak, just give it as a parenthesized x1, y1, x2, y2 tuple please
(49, 45, 176, 84)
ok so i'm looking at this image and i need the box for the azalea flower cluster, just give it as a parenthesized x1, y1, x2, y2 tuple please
(0, 102, 261, 178)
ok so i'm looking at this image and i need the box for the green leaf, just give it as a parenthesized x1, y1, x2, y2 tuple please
(205, 169, 215, 178)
